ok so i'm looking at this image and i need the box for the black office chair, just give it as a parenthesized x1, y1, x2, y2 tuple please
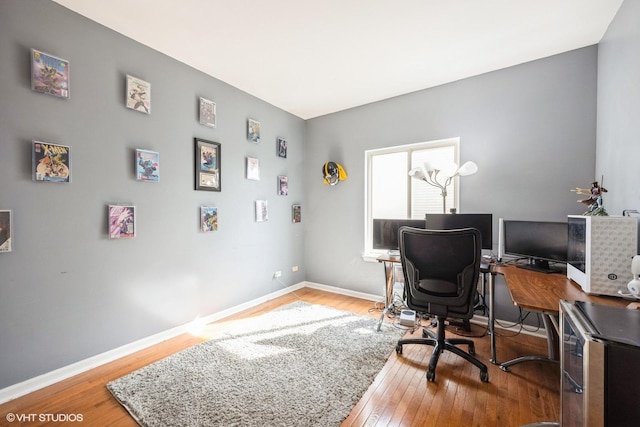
(395, 226, 489, 382)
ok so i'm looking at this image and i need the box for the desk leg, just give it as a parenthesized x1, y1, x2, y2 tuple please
(376, 261, 395, 332)
(499, 313, 560, 371)
(489, 271, 498, 364)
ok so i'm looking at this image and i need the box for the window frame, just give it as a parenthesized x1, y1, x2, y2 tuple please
(363, 137, 461, 259)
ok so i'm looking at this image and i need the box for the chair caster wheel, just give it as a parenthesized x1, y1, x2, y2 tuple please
(396, 345, 403, 354)
(480, 371, 489, 382)
(426, 370, 435, 382)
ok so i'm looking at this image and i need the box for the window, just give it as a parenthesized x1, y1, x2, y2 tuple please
(364, 137, 460, 256)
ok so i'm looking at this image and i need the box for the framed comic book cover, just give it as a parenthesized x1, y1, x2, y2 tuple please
(277, 137, 287, 158)
(278, 175, 288, 195)
(32, 141, 71, 183)
(108, 205, 136, 239)
(136, 149, 159, 182)
(199, 97, 217, 128)
(201, 206, 218, 232)
(126, 75, 151, 114)
(246, 157, 260, 181)
(0, 210, 12, 253)
(255, 200, 268, 222)
(248, 118, 261, 143)
(292, 204, 301, 223)
(195, 138, 221, 191)
(31, 49, 70, 99)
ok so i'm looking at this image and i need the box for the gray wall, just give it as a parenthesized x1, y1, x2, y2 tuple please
(4, 0, 638, 393)
(596, 0, 640, 215)
(0, 0, 305, 389)
(304, 47, 598, 322)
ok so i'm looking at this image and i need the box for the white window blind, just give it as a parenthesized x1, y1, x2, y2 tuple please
(365, 138, 459, 255)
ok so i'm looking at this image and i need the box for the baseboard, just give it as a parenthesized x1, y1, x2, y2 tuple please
(303, 281, 383, 302)
(0, 281, 543, 403)
(0, 281, 308, 404)
(470, 315, 547, 340)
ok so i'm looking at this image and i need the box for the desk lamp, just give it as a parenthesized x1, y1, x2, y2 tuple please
(409, 161, 478, 213)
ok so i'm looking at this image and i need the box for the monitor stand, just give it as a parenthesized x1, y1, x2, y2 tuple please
(516, 259, 561, 274)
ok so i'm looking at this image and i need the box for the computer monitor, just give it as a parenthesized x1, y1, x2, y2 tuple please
(425, 213, 493, 249)
(372, 218, 426, 251)
(499, 219, 568, 273)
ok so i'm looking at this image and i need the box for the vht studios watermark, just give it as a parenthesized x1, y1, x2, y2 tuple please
(5, 412, 84, 423)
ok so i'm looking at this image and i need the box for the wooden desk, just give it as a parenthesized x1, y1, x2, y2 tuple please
(488, 264, 629, 368)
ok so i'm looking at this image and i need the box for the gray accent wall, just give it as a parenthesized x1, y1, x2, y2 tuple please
(0, 1, 305, 389)
(304, 47, 598, 322)
(3, 0, 638, 394)
(597, 0, 640, 216)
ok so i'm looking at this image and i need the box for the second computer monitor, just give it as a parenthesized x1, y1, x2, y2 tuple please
(425, 213, 493, 249)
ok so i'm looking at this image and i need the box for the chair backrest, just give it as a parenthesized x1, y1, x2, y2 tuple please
(398, 226, 482, 318)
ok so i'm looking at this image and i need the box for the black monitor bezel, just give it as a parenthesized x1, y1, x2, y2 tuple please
(425, 213, 493, 250)
(372, 218, 426, 250)
(502, 219, 568, 265)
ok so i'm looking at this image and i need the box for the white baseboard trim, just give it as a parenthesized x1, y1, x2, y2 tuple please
(303, 281, 383, 302)
(0, 281, 545, 404)
(0, 281, 309, 404)
(469, 315, 547, 340)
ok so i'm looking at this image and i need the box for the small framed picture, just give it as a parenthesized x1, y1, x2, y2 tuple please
(246, 157, 260, 181)
(195, 138, 221, 191)
(136, 149, 159, 182)
(201, 206, 218, 232)
(32, 141, 71, 183)
(255, 200, 268, 222)
(248, 118, 261, 143)
(199, 97, 217, 128)
(108, 205, 136, 239)
(278, 175, 288, 196)
(31, 48, 70, 99)
(126, 75, 151, 114)
(0, 210, 12, 253)
(292, 204, 301, 223)
(277, 137, 287, 158)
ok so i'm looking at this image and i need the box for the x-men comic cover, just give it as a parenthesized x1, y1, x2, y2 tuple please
(33, 141, 71, 183)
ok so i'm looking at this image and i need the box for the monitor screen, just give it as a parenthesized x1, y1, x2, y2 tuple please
(502, 220, 568, 272)
(425, 213, 493, 249)
(372, 218, 426, 250)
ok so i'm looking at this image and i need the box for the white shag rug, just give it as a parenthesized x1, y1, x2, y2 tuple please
(107, 301, 404, 426)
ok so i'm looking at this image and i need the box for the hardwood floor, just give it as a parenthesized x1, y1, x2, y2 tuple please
(0, 288, 559, 426)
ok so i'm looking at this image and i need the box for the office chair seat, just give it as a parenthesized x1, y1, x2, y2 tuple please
(395, 226, 489, 383)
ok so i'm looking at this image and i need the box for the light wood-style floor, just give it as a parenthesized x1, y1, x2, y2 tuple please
(0, 288, 559, 426)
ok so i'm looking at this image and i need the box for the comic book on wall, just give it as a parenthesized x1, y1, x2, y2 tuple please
(136, 149, 159, 182)
(292, 204, 301, 223)
(32, 141, 71, 183)
(0, 210, 12, 252)
(201, 207, 218, 232)
(108, 205, 136, 239)
(31, 49, 70, 99)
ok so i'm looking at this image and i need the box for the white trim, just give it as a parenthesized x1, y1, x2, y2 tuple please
(304, 281, 384, 303)
(0, 280, 542, 403)
(0, 281, 307, 404)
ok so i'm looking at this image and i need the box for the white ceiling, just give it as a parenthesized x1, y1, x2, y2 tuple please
(52, 0, 623, 119)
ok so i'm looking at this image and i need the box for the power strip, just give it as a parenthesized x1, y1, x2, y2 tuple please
(399, 309, 416, 327)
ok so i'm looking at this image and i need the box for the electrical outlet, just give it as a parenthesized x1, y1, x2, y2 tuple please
(292, 265, 298, 272)
(273, 271, 282, 279)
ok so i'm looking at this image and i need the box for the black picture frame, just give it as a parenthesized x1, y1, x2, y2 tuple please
(195, 138, 221, 191)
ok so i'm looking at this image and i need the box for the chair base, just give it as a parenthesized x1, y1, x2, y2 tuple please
(396, 317, 489, 382)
